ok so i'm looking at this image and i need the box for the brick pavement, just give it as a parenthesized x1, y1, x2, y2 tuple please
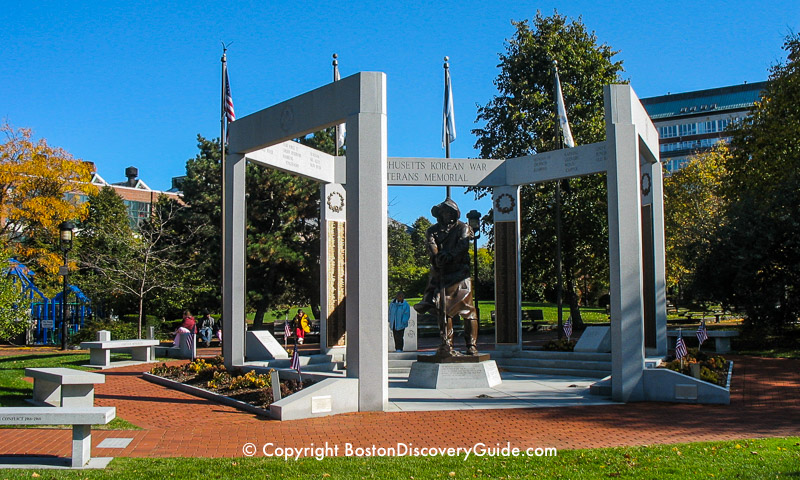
(1, 353, 798, 460)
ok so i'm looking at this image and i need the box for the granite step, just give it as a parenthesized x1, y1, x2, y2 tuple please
(496, 365, 610, 378)
(494, 357, 611, 371)
(590, 377, 612, 396)
(495, 350, 612, 362)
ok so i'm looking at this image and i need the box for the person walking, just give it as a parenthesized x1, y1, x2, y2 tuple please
(389, 292, 410, 352)
(292, 309, 310, 345)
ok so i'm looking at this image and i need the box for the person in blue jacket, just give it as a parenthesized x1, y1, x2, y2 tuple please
(388, 292, 410, 352)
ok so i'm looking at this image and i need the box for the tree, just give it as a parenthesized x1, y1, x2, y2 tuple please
(473, 12, 623, 325)
(178, 134, 322, 327)
(79, 195, 197, 337)
(697, 34, 800, 330)
(74, 186, 137, 317)
(662, 144, 730, 305)
(388, 219, 430, 297)
(0, 249, 30, 342)
(0, 123, 96, 281)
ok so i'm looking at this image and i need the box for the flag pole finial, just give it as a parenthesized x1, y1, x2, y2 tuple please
(332, 53, 338, 67)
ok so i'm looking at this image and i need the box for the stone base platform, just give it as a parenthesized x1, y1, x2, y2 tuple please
(407, 359, 502, 389)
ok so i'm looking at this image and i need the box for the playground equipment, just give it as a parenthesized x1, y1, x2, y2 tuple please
(5, 259, 94, 345)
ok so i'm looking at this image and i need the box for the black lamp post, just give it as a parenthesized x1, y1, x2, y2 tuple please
(59, 221, 75, 350)
(466, 210, 482, 322)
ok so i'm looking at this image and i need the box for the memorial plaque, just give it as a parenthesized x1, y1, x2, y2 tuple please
(494, 222, 518, 344)
(246, 141, 334, 183)
(505, 141, 608, 185)
(387, 157, 504, 186)
(311, 395, 333, 413)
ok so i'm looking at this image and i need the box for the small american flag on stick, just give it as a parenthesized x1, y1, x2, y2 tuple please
(284, 320, 291, 346)
(290, 343, 301, 373)
(563, 317, 572, 341)
(675, 336, 688, 359)
(696, 321, 708, 346)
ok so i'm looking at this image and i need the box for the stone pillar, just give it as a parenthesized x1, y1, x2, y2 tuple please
(648, 158, 668, 356)
(222, 152, 247, 370)
(344, 75, 389, 412)
(492, 186, 522, 351)
(605, 85, 646, 402)
(320, 182, 347, 353)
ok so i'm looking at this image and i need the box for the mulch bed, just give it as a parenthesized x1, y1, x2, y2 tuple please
(150, 357, 311, 410)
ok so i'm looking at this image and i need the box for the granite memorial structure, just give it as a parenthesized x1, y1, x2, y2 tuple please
(223, 73, 716, 420)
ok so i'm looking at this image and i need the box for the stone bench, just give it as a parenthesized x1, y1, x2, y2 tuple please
(0, 406, 115, 467)
(521, 309, 544, 331)
(79, 339, 160, 369)
(25, 368, 105, 407)
(667, 329, 740, 354)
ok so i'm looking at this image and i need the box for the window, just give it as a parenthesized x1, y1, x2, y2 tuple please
(660, 125, 678, 138)
(123, 200, 151, 229)
(679, 123, 697, 136)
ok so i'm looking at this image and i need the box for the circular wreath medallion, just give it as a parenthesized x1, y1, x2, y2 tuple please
(326, 191, 345, 213)
(494, 193, 515, 214)
(641, 172, 652, 197)
(280, 105, 295, 133)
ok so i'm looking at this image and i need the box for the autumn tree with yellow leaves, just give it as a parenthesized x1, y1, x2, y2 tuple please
(662, 143, 730, 304)
(0, 122, 97, 284)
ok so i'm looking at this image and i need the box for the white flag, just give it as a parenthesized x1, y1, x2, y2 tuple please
(334, 63, 346, 150)
(554, 67, 575, 148)
(442, 66, 456, 148)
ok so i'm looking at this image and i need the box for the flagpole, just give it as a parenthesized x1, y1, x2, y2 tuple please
(220, 45, 228, 335)
(444, 57, 451, 199)
(553, 61, 564, 340)
(333, 53, 340, 157)
(221, 47, 227, 158)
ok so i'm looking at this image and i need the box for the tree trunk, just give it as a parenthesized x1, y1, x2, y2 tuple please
(253, 305, 266, 330)
(564, 261, 584, 329)
(138, 295, 144, 339)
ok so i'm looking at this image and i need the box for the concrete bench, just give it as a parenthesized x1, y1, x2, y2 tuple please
(0, 406, 115, 467)
(79, 339, 159, 369)
(25, 368, 105, 407)
(521, 309, 544, 331)
(667, 330, 740, 354)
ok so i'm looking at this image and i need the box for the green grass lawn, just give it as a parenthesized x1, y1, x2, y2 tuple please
(0, 437, 796, 478)
(0, 352, 140, 430)
(404, 297, 609, 325)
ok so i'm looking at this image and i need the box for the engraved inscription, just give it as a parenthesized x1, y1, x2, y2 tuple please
(311, 395, 332, 413)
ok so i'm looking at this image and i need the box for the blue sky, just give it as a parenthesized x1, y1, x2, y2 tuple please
(2, 0, 798, 227)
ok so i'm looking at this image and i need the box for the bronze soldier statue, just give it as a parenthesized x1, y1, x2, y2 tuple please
(414, 198, 479, 357)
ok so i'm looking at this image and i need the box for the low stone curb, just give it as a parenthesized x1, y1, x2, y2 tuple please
(142, 373, 270, 418)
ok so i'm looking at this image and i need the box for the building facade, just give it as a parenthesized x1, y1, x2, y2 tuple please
(90, 166, 182, 229)
(641, 81, 767, 172)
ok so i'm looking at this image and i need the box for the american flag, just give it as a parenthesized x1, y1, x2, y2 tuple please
(564, 317, 572, 340)
(224, 64, 235, 123)
(696, 321, 709, 346)
(442, 59, 456, 148)
(554, 61, 575, 148)
(675, 336, 688, 359)
(290, 344, 301, 372)
(284, 320, 291, 340)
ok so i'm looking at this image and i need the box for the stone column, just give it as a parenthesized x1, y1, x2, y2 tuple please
(605, 85, 646, 402)
(492, 186, 522, 351)
(344, 74, 389, 411)
(648, 158, 668, 356)
(222, 152, 247, 370)
(320, 182, 347, 353)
